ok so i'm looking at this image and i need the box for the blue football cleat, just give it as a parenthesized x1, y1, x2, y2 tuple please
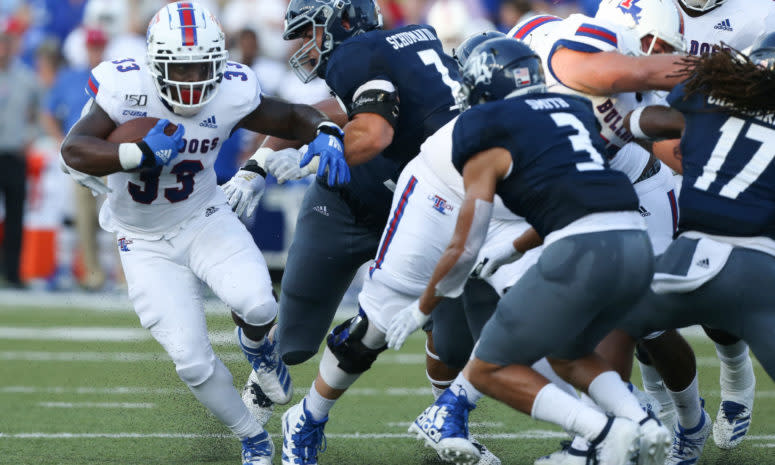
(409, 388, 480, 465)
(241, 430, 274, 465)
(236, 327, 293, 405)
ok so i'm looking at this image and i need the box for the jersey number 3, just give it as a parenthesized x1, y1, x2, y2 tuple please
(129, 160, 204, 204)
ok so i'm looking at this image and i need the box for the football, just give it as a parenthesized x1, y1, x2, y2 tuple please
(107, 117, 178, 144)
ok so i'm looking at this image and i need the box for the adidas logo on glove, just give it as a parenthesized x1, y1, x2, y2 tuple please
(155, 149, 173, 163)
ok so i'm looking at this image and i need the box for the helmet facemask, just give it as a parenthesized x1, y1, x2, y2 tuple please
(679, 0, 726, 12)
(284, 5, 337, 83)
(146, 2, 228, 117)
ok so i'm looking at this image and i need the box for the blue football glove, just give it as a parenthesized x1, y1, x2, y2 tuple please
(137, 119, 186, 167)
(300, 122, 350, 186)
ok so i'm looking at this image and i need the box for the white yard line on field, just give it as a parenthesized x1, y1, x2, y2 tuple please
(5, 385, 775, 400)
(2, 432, 774, 442)
(38, 402, 155, 409)
(0, 350, 428, 364)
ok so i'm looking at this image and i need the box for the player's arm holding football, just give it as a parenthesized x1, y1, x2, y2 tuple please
(61, 99, 185, 176)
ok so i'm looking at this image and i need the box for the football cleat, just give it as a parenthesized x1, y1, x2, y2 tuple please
(241, 430, 274, 465)
(590, 417, 640, 465)
(471, 436, 502, 465)
(637, 411, 672, 465)
(712, 400, 752, 450)
(241, 370, 275, 427)
(281, 400, 327, 465)
(628, 382, 663, 419)
(666, 408, 712, 465)
(236, 327, 293, 405)
(409, 388, 480, 465)
(533, 441, 588, 465)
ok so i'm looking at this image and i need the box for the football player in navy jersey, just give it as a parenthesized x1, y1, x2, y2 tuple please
(386, 37, 671, 465)
(248, 2, 503, 464)
(620, 32, 775, 463)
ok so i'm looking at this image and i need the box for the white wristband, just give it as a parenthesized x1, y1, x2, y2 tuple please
(629, 106, 650, 140)
(250, 147, 274, 170)
(118, 143, 144, 170)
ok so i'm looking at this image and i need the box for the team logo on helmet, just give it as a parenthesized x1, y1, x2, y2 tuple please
(467, 51, 497, 85)
(617, 0, 643, 25)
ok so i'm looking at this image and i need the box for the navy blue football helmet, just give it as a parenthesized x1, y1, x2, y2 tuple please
(457, 37, 545, 110)
(283, 0, 383, 82)
(749, 31, 775, 70)
(452, 31, 505, 69)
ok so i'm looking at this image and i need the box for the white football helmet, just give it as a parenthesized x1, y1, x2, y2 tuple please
(146, 1, 228, 116)
(596, 0, 686, 55)
(678, 0, 726, 12)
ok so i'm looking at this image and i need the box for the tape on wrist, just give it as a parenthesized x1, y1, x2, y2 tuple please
(629, 106, 650, 140)
(316, 121, 344, 141)
(118, 143, 144, 170)
(250, 147, 273, 170)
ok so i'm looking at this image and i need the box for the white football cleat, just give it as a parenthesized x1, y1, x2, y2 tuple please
(470, 436, 501, 465)
(241, 430, 274, 465)
(410, 388, 480, 465)
(241, 370, 274, 427)
(281, 400, 327, 465)
(590, 417, 640, 465)
(712, 400, 753, 450)
(533, 441, 588, 465)
(636, 412, 672, 465)
(236, 327, 293, 405)
(666, 409, 712, 465)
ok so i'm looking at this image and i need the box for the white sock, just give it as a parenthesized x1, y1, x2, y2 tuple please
(188, 358, 263, 440)
(304, 383, 336, 422)
(716, 341, 756, 401)
(668, 374, 702, 429)
(580, 392, 603, 410)
(450, 372, 484, 404)
(532, 383, 609, 442)
(431, 384, 447, 400)
(587, 371, 648, 423)
(639, 361, 674, 409)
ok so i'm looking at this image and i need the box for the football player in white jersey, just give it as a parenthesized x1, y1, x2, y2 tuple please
(633, 0, 775, 451)
(59, 3, 349, 465)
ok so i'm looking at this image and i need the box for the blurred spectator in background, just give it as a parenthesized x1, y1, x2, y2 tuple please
(222, 0, 286, 61)
(0, 20, 41, 287)
(497, 0, 537, 32)
(20, 0, 86, 67)
(41, 27, 107, 290)
(427, 0, 495, 52)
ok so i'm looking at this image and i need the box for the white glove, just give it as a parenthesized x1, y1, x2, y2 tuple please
(265, 148, 305, 184)
(386, 300, 430, 351)
(59, 156, 112, 196)
(221, 166, 266, 218)
(471, 240, 523, 279)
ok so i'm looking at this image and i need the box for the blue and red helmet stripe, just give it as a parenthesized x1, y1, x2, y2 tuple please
(575, 23, 618, 48)
(85, 72, 100, 98)
(177, 2, 198, 46)
(512, 15, 561, 40)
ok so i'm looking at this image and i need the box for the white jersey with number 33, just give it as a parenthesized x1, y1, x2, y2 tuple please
(86, 57, 261, 240)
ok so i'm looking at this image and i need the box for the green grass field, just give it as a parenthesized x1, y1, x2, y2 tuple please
(1, 302, 774, 465)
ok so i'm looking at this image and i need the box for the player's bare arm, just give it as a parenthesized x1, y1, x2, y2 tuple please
(260, 97, 349, 151)
(418, 148, 511, 315)
(236, 95, 331, 142)
(60, 101, 121, 176)
(625, 105, 685, 173)
(343, 112, 395, 166)
(551, 49, 685, 95)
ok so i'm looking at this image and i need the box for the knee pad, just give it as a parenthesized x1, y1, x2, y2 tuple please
(326, 309, 387, 375)
(635, 341, 653, 365)
(176, 356, 217, 387)
(237, 299, 279, 328)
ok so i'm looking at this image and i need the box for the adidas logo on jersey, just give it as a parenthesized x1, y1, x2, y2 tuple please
(696, 257, 710, 269)
(313, 205, 330, 216)
(638, 205, 651, 217)
(199, 115, 218, 128)
(714, 19, 733, 31)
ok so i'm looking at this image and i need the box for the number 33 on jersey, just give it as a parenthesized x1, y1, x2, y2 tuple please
(86, 58, 262, 239)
